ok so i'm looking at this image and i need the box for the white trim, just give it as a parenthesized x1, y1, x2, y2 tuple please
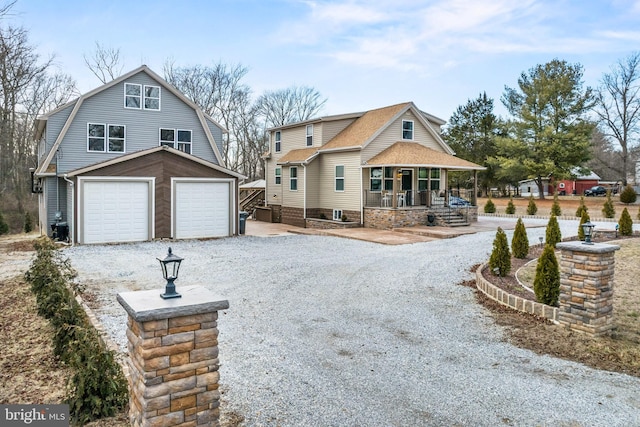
(275, 166, 282, 185)
(306, 124, 313, 146)
(87, 122, 106, 152)
(335, 164, 345, 192)
(402, 119, 414, 140)
(177, 129, 192, 154)
(143, 84, 161, 111)
(171, 177, 236, 238)
(87, 123, 126, 153)
(274, 130, 281, 153)
(290, 166, 298, 191)
(77, 176, 155, 244)
(124, 82, 142, 109)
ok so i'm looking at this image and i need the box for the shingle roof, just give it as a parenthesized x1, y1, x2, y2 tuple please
(320, 103, 410, 150)
(366, 142, 485, 170)
(277, 147, 319, 164)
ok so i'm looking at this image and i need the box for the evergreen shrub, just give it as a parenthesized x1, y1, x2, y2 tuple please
(526, 195, 537, 215)
(551, 192, 561, 216)
(545, 215, 562, 247)
(484, 198, 496, 213)
(620, 185, 637, 204)
(602, 191, 615, 218)
(505, 197, 516, 214)
(511, 217, 529, 259)
(533, 244, 560, 306)
(578, 210, 590, 241)
(489, 227, 511, 277)
(575, 196, 588, 217)
(619, 207, 633, 236)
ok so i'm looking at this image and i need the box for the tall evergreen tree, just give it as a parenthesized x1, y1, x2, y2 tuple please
(494, 59, 595, 199)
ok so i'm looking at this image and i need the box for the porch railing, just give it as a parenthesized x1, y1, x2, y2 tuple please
(363, 190, 446, 208)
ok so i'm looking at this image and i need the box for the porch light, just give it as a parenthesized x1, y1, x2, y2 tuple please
(397, 170, 403, 179)
(158, 247, 183, 299)
(582, 221, 595, 245)
(539, 236, 543, 245)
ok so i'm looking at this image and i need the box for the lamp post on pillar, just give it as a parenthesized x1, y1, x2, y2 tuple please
(158, 247, 183, 299)
(581, 221, 595, 244)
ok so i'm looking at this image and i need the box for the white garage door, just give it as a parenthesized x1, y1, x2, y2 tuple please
(175, 181, 230, 239)
(82, 180, 151, 244)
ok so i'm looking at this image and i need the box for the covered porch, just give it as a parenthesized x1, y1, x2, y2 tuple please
(361, 142, 484, 230)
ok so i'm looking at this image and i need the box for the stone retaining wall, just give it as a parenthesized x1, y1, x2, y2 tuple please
(305, 218, 361, 229)
(475, 263, 558, 321)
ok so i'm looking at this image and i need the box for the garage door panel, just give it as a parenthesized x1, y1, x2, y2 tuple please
(83, 181, 150, 244)
(175, 181, 230, 239)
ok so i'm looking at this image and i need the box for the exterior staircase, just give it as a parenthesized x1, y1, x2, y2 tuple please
(430, 207, 470, 227)
(240, 189, 265, 214)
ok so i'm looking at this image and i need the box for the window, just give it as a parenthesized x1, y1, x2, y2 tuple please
(430, 168, 440, 191)
(124, 82, 161, 110)
(275, 167, 281, 185)
(290, 167, 298, 191)
(332, 209, 343, 221)
(370, 167, 382, 191)
(402, 120, 414, 140)
(384, 167, 394, 191)
(306, 124, 313, 146)
(144, 85, 161, 110)
(418, 168, 428, 191)
(275, 131, 281, 152)
(160, 128, 192, 154)
(124, 83, 141, 109)
(335, 165, 344, 191)
(87, 123, 125, 152)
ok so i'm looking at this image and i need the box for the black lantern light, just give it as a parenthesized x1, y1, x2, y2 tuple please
(582, 221, 595, 245)
(157, 247, 183, 299)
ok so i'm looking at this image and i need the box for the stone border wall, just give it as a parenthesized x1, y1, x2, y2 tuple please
(305, 218, 361, 229)
(475, 263, 558, 321)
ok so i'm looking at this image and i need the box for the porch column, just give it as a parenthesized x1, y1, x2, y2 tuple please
(472, 170, 478, 206)
(443, 169, 449, 206)
(427, 168, 431, 207)
(392, 167, 398, 208)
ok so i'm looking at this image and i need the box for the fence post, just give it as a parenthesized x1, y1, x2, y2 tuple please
(117, 285, 229, 426)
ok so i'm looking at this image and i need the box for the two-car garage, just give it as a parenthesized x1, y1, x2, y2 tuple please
(69, 147, 242, 245)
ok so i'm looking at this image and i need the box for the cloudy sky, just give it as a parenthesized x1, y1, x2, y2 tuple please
(12, 0, 640, 121)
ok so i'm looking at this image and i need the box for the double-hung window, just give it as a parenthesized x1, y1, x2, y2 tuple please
(88, 123, 125, 153)
(160, 128, 192, 154)
(306, 124, 313, 146)
(335, 165, 345, 191)
(290, 167, 298, 190)
(275, 167, 282, 185)
(274, 131, 281, 152)
(402, 120, 414, 140)
(370, 167, 382, 191)
(125, 82, 161, 110)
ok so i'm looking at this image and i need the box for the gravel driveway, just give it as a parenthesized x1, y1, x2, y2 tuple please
(64, 218, 640, 426)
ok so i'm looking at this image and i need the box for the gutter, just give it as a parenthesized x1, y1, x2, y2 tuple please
(62, 174, 75, 246)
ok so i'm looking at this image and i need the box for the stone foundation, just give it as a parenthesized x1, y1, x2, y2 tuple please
(118, 285, 229, 427)
(305, 218, 361, 229)
(556, 242, 620, 336)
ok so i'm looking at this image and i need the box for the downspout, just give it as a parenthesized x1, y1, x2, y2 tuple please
(302, 164, 307, 222)
(359, 165, 364, 225)
(63, 174, 74, 246)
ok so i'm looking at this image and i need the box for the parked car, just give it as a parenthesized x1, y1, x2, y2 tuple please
(449, 196, 471, 206)
(584, 186, 607, 196)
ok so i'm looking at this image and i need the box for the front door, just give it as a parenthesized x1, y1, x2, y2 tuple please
(401, 169, 413, 205)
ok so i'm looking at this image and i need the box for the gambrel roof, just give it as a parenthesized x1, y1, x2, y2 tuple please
(35, 65, 227, 175)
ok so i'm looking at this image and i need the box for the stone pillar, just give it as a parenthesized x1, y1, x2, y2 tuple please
(117, 285, 229, 427)
(556, 242, 619, 336)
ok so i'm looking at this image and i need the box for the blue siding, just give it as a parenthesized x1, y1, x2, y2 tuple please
(53, 70, 223, 173)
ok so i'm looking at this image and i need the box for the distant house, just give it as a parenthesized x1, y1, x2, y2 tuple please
(519, 178, 551, 197)
(519, 168, 601, 197)
(262, 102, 485, 229)
(33, 65, 244, 244)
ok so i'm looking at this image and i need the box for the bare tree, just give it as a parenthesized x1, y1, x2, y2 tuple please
(83, 41, 123, 84)
(595, 52, 640, 185)
(254, 86, 326, 128)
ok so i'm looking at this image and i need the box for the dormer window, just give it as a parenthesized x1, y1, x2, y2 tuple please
(275, 131, 281, 152)
(125, 82, 161, 110)
(402, 120, 413, 140)
(306, 124, 313, 146)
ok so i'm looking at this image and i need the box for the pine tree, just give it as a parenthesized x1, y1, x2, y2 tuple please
(620, 184, 637, 204)
(484, 197, 496, 213)
(505, 196, 516, 214)
(511, 218, 529, 258)
(602, 190, 615, 218)
(578, 210, 590, 241)
(619, 207, 633, 236)
(545, 215, 562, 247)
(489, 227, 511, 277)
(0, 211, 8, 235)
(526, 194, 538, 215)
(575, 196, 588, 217)
(534, 244, 560, 306)
(24, 212, 33, 233)
(551, 192, 562, 216)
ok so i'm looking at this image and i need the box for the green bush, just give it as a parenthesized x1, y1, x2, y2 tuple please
(575, 196, 588, 217)
(505, 197, 516, 214)
(620, 184, 637, 204)
(511, 217, 529, 259)
(0, 211, 8, 234)
(551, 192, 562, 216)
(24, 211, 33, 233)
(619, 207, 633, 236)
(489, 227, 511, 277)
(526, 195, 538, 215)
(577, 210, 590, 241)
(24, 237, 127, 425)
(545, 215, 562, 247)
(341, 214, 348, 222)
(484, 198, 496, 213)
(602, 190, 616, 218)
(533, 244, 560, 306)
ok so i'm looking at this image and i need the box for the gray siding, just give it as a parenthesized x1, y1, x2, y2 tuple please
(44, 177, 67, 233)
(45, 103, 75, 154)
(53, 70, 222, 173)
(206, 118, 224, 159)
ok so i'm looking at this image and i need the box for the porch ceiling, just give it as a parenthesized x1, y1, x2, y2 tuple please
(364, 142, 485, 171)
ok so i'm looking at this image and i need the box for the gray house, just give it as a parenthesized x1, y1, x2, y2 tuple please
(33, 65, 244, 244)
